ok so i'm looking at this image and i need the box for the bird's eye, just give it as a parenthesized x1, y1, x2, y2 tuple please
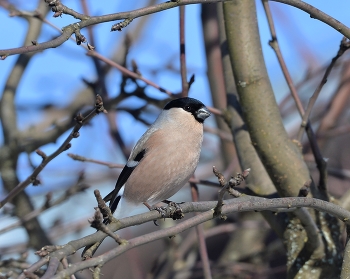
(184, 105, 191, 111)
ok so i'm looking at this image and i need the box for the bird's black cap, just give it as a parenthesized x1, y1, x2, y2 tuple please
(164, 97, 210, 123)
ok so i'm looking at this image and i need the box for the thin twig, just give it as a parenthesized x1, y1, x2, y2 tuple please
(298, 37, 350, 141)
(213, 167, 249, 218)
(299, 38, 350, 192)
(270, 0, 350, 39)
(190, 180, 212, 279)
(79, 0, 107, 97)
(79, 0, 130, 165)
(0, 179, 89, 235)
(89, 208, 125, 245)
(6, 5, 222, 110)
(0, 95, 107, 208)
(87, 50, 174, 96)
(67, 153, 124, 169)
(261, 0, 304, 116)
(92, 265, 102, 279)
(17, 257, 49, 279)
(44, 0, 88, 19)
(61, 258, 76, 279)
(0, 0, 226, 57)
(179, 5, 189, 97)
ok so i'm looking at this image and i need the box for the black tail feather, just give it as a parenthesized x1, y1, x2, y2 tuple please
(110, 195, 121, 215)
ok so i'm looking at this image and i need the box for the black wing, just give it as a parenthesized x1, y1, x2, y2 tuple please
(103, 149, 146, 214)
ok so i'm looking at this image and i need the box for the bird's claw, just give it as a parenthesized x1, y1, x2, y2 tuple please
(151, 202, 184, 226)
(153, 206, 167, 218)
(152, 206, 167, 226)
(165, 201, 184, 220)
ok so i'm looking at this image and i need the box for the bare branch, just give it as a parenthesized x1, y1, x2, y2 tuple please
(190, 180, 212, 279)
(44, 0, 88, 19)
(0, 95, 106, 208)
(298, 37, 350, 140)
(27, 196, 350, 278)
(89, 208, 125, 245)
(0, 0, 226, 57)
(179, 6, 189, 97)
(17, 257, 49, 279)
(271, 0, 350, 39)
(0, 178, 89, 235)
(87, 50, 174, 96)
(0, 0, 49, 141)
(261, 0, 304, 116)
(68, 153, 124, 169)
(213, 167, 249, 218)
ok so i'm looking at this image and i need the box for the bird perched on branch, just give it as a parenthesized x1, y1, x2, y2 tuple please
(103, 97, 211, 219)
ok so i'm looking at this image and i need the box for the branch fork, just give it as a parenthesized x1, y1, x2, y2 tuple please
(213, 167, 250, 219)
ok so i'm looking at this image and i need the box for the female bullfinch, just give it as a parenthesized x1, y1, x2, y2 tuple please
(103, 97, 211, 219)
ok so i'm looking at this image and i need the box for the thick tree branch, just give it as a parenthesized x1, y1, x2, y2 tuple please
(201, 3, 236, 167)
(223, 1, 339, 277)
(0, 1, 49, 143)
(223, 0, 310, 197)
(262, 0, 330, 194)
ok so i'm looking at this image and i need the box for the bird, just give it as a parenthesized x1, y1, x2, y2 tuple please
(103, 97, 211, 219)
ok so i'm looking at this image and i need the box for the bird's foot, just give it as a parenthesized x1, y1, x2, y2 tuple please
(151, 207, 167, 226)
(143, 202, 167, 226)
(153, 206, 168, 218)
(143, 201, 184, 225)
(163, 200, 184, 220)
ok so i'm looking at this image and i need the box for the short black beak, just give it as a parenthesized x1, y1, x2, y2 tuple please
(196, 107, 211, 122)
